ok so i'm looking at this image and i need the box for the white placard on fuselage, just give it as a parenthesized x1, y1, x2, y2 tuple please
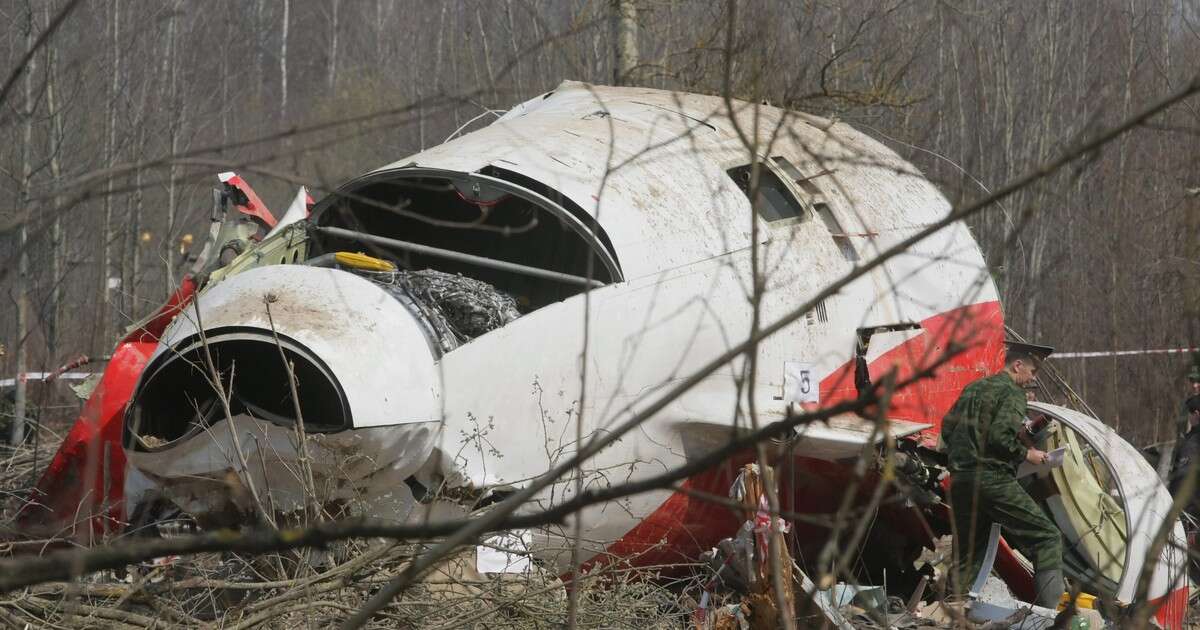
(784, 361, 819, 404)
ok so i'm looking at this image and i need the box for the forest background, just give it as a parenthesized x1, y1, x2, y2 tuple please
(1, 0, 1198, 448)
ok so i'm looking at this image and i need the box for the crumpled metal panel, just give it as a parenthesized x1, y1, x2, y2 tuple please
(126, 418, 446, 522)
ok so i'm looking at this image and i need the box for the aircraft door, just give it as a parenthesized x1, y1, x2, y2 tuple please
(1020, 402, 1187, 620)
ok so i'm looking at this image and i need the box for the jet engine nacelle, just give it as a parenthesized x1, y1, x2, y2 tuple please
(122, 266, 445, 522)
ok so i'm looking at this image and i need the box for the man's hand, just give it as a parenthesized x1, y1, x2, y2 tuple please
(1025, 449, 1048, 465)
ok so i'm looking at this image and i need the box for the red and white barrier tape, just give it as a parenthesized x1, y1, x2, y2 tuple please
(1052, 346, 1200, 359)
(0, 372, 94, 387)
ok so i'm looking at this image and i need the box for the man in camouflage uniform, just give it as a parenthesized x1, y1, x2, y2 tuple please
(1180, 366, 1200, 439)
(1170, 395, 1200, 514)
(941, 341, 1063, 608)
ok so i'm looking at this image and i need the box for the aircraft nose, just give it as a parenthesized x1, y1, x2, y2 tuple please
(125, 265, 443, 452)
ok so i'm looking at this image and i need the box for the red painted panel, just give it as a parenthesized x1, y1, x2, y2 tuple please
(15, 340, 153, 540)
(1152, 586, 1188, 630)
(15, 278, 197, 540)
(820, 301, 1006, 446)
(602, 301, 1006, 572)
(221, 173, 277, 229)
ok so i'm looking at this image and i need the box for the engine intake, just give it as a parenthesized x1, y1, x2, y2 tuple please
(125, 330, 349, 452)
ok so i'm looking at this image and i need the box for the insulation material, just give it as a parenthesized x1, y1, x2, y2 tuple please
(400, 269, 522, 340)
(126, 415, 444, 525)
(371, 277, 462, 354)
(363, 269, 522, 346)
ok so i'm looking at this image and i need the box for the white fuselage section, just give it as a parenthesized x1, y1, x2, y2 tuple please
(130, 81, 1001, 568)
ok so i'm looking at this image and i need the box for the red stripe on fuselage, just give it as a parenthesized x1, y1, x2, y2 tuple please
(1152, 586, 1188, 630)
(591, 301, 1004, 571)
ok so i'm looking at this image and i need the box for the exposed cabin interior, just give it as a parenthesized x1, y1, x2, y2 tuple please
(308, 167, 621, 313)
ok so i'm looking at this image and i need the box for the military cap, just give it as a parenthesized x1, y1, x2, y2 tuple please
(1188, 366, 1200, 382)
(1004, 340, 1054, 363)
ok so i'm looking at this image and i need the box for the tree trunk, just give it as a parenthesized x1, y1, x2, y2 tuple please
(12, 3, 38, 446)
(163, 2, 179, 291)
(255, 0, 265, 103)
(433, 3, 447, 92)
(504, 0, 522, 95)
(130, 125, 144, 310)
(375, 0, 384, 63)
(44, 3, 64, 362)
(280, 0, 289, 121)
(612, 0, 637, 85)
(328, 0, 338, 90)
(100, 0, 120, 345)
(476, 6, 495, 100)
(221, 7, 229, 142)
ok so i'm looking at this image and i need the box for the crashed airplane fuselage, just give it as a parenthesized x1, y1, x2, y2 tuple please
(20, 82, 1188, 626)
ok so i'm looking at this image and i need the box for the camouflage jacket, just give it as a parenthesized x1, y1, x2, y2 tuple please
(941, 372, 1029, 477)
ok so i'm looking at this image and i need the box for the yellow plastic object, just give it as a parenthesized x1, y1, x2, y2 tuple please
(1058, 591, 1099, 610)
(335, 251, 395, 272)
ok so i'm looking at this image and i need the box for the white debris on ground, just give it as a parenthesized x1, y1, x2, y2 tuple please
(976, 575, 1021, 609)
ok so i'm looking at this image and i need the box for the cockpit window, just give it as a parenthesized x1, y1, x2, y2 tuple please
(771, 156, 860, 262)
(307, 168, 620, 341)
(726, 162, 807, 224)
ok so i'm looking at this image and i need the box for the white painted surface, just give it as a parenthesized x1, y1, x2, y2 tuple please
(154, 265, 442, 427)
(476, 530, 532, 573)
(785, 414, 930, 461)
(263, 186, 310, 240)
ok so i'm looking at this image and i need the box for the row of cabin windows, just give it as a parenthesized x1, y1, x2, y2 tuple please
(726, 156, 859, 262)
